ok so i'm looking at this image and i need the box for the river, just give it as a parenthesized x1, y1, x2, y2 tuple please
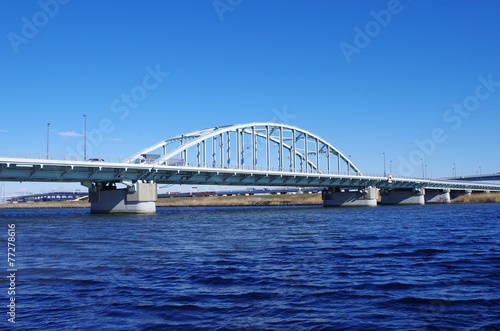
(1, 204, 499, 330)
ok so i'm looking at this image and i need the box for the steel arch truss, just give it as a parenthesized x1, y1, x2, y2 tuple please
(124, 122, 363, 175)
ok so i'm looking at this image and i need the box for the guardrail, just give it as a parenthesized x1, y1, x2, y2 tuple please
(2, 150, 494, 183)
(0, 150, 126, 163)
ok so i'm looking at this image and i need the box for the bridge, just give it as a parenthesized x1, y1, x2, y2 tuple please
(1, 122, 499, 213)
(446, 173, 500, 181)
(5, 191, 88, 203)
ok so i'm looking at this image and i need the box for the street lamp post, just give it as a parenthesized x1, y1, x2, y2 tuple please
(390, 160, 392, 175)
(46, 122, 50, 159)
(383, 152, 386, 176)
(83, 114, 87, 161)
(453, 163, 456, 178)
(421, 158, 424, 178)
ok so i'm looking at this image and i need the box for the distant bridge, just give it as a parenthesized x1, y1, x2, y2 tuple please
(1, 122, 499, 212)
(6, 191, 87, 203)
(448, 173, 500, 182)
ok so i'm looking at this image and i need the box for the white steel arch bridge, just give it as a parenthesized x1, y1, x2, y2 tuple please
(1, 122, 500, 212)
(0, 122, 499, 191)
(124, 122, 362, 176)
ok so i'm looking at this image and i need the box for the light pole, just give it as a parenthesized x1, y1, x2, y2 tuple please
(83, 114, 87, 161)
(46, 122, 50, 159)
(390, 160, 392, 175)
(421, 158, 424, 178)
(453, 163, 456, 178)
(479, 166, 482, 177)
(383, 152, 386, 176)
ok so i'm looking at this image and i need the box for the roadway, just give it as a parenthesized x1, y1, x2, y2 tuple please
(1, 157, 500, 192)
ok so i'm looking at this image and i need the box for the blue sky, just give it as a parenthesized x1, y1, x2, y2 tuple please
(1, 0, 500, 195)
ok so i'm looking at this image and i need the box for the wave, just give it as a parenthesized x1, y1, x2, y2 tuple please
(391, 296, 498, 307)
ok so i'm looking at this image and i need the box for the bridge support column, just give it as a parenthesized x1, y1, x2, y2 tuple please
(380, 188, 425, 205)
(89, 181, 157, 214)
(322, 187, 378, 207)
(425, 189, 451, 204)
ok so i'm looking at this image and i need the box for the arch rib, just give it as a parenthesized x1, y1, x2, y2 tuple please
(124, 122, 363, 175)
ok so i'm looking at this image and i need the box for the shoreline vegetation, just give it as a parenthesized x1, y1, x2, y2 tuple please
(452, 192, 500, 203)
(0, 192, 499, 209)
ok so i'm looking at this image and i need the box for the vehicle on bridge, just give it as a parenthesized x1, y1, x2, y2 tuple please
(133, 154, 162, 164)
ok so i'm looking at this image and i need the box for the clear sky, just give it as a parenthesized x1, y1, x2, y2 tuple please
(1, 0, 500, 195)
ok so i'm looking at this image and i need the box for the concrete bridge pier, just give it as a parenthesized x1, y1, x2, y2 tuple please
(425, 189, 451, 204)
(87, 181, 157, 214)
(322, 186, 378, 207)
(380, 188, 425, 205)
(450, 189, 472, 200)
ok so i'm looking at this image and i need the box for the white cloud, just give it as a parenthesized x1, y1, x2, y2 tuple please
(57, 131, 83, 138)
(0, 129, 8, 133)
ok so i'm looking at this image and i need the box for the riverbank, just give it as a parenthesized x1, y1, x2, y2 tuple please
(1, 192, 499, 209)
(0, 193, 323, 209)
(0, 200, 90, 209)
(452, 192, 500, 203)
(157, 193, 322, 207)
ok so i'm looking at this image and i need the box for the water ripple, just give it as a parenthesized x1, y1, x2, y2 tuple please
(2, 204, 499, 330)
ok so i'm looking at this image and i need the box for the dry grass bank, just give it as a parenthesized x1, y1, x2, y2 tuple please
(0, 193, 323, 209)
(157, 193, 323, 207)
(0, 201, 90, 209)
(2, 192, 498, 209)
(452, 192, 500, 203)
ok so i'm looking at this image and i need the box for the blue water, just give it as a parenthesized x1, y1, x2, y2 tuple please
(1, 204, 499, 330)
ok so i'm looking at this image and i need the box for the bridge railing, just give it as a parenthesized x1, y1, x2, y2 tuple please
(1, 150, 440, 181)
(0, 150, 128, 163)
(144, 162, 430, 181)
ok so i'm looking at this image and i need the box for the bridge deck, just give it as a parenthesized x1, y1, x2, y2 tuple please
(1, 157, 500, 192)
